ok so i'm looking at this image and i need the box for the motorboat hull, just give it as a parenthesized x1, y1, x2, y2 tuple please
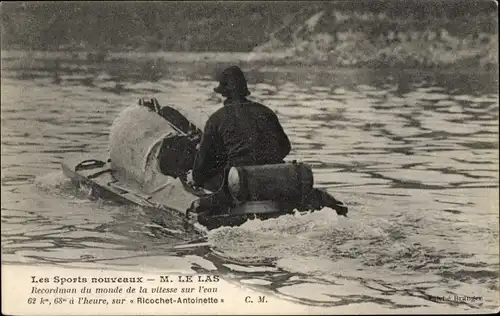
(61, 154, 295, 232)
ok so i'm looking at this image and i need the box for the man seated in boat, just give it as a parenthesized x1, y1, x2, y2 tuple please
(188, 65, 348, 216)
(191, 65, 291, 191)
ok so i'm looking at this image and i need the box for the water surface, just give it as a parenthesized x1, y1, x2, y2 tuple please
(1, 58, 498, 312)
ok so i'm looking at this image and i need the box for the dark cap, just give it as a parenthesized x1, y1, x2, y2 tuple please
(213, 65, 250, 98)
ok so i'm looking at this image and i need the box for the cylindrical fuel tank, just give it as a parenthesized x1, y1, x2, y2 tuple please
(227, 162, 314, 203)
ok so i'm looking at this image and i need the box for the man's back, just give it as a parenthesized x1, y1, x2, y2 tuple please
(219, 100, 291, 164)
(193, 98, 291, 186)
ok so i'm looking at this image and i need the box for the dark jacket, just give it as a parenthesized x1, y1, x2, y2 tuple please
(192, 98, 291, 186)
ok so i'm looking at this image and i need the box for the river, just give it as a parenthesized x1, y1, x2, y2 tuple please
(1, 56, 498, 312)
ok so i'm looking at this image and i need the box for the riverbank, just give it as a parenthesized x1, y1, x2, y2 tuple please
(255, 34, 498, 70)
(1, 49, 498, 75)
(252, 9, 498, 70)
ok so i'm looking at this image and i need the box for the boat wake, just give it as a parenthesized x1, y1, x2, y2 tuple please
(207, 207, 405, 271)
(210, 191, 497, 276)
(205, 200, 498, 310)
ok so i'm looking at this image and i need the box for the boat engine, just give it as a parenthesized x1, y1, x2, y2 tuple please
(227, 162, 314, 203)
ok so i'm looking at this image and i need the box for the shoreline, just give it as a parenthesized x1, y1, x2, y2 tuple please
(1, 50, 498, 74)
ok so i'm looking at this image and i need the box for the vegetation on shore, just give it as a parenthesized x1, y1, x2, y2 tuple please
(254, 5, 498, 69)
(1, 1, 497, 69)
